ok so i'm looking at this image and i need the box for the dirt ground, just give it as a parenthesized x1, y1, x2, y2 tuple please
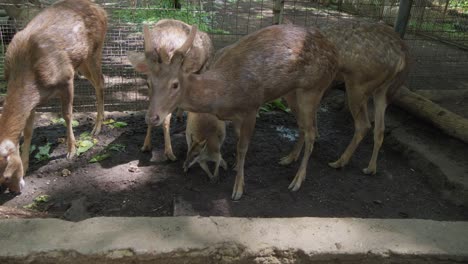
(1, 90, 467, 221)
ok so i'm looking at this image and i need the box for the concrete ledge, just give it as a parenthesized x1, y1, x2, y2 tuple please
(1, 217, 467, 263)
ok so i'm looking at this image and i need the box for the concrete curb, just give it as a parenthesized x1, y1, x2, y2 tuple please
(1, 217, 467, 263)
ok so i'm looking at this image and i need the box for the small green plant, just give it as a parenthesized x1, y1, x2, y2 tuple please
(89, 143, 126, 163)
(76, 132, 98, 156)
(89, 153, 111, 163)
(259, 99, 290, 113)
(51, 117, 79, 128)
(34, 143, 52, 162)
(106, 143, 127, 152)
(23, 194, 51, 210)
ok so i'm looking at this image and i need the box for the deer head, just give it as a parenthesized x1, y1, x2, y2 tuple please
(128, 24, 198, 127)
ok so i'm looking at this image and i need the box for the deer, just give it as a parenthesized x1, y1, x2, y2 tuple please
(183, 112, 227, 181)
(281, 20, 410, 175)
(129, 23, 338, 200)
(0, 0, 107, 176)
(127, 19, 214, 161)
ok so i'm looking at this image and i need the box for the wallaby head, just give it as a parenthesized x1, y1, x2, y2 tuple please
(128, 23, 199, 127)
(0, 141, 24, 194)
(183, 137, 207, 172)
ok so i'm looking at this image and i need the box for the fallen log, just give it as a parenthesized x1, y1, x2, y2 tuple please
(415, 89, 468, 102)
(0, 205, 49, 219)
(394, 86, 468, 144)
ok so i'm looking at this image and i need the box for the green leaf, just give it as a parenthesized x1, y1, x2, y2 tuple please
(76, 140, 94, 156)
(89, 153, 111, 163)
(34, 143, 51, 161)
(29, 145, 37, 154)
(106, 144, 126, 152)
(103, 119, 115, 125)
(51, 118, 79, 127)
(112, 121, 128, 128)
(23, 194, 51, 210)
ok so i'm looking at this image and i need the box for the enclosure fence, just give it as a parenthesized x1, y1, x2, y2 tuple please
(0, 0, 467, 112)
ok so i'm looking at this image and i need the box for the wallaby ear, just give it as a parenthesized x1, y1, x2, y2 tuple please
(128, 51, 150, 74)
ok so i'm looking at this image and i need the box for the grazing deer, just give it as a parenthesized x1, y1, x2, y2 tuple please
(0, 0, 107, 174)
(0, 141, 24, 194)
(183, 112, 227, 181)
(129, 24, 338, 199)
(128, 19, 214, 161)
(282, 21, 409, 175)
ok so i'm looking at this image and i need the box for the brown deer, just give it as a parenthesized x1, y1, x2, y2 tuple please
(128, 19, 213, 161)
(129, 24, 338, 200)
(183, 112, 227, 181)
(0, 0, 107, 174)
(282, 20, 410, 175)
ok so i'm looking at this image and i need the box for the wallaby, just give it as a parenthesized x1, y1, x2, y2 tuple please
(183, 112, 227, 181)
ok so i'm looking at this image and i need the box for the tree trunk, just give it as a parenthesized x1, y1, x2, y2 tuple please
(394, 86, 468, 144)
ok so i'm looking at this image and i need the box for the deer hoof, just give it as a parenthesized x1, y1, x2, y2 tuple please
(165, 152, 177, 161)
(278, 155, 294, 166)
(91, 125, 102, 136)
(328, 160, 344, 169)
(362, 167, 376, 175)
(66, 151, 76, 160)
(140, 144, 152, 152)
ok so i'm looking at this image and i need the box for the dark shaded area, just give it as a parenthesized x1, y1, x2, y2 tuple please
(1, 91, 466, 220)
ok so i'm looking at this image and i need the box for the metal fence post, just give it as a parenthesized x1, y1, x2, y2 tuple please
(394, 0, 413, 38)
(273, 0, 285, 25)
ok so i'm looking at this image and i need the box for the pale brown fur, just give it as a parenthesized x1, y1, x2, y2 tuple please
(183, 112, 227, 181)
(0, 0, 107, 175)
(282, 21, 409, 175)
(131, 24, 338, 200)
(128, 19, 213, 161)
(0, 143, 24, 194)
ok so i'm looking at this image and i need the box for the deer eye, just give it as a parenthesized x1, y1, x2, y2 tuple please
(172, 82, 179, 89)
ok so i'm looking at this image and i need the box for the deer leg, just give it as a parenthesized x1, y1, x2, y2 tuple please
(232, 123, 241, 171)
(79, 55, 105, 136)
(231, 112, 257, 200)
(288, 89, 322, 192)
(163, 113, 176, 161)
(61, 77, 76, 160)
(329, 85, 371, 169)
(363, 90, 388, 175)
(141, 125, 152, 152)
(212, 153, 222, 182)
(279, 92, 305, 166)
(21, 109, 35, 173)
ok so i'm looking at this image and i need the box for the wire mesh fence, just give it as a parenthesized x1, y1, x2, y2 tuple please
(0, 0, 467, 112)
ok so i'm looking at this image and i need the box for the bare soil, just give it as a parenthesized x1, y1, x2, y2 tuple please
(1, 90, 467, 221)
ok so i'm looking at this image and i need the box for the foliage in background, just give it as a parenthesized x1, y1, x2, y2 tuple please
(112, 0, 228, 34)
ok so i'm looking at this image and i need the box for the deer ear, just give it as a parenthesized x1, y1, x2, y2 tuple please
(128, 51, 150, 74)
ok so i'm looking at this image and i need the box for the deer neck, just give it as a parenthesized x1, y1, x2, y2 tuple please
(0, 84, 40, 145)
(180, 72, 224, 114)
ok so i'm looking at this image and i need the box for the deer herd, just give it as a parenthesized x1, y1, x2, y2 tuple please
(0, 0, 409, 200)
